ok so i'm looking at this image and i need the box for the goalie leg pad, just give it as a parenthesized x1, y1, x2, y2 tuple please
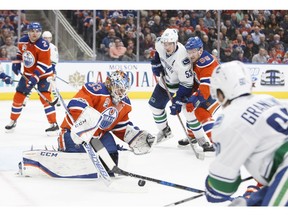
(124, 125, 156, 155)
(19, 150, 99, 178)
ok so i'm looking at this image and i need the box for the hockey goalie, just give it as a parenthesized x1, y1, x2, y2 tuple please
(18, 70, 156, 179)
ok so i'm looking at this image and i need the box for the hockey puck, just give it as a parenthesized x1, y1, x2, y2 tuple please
(138, 180, 146, 187)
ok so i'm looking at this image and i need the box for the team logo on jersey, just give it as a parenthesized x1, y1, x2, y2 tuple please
(99, 107, 118, 129)
(22, 51, 35, 68)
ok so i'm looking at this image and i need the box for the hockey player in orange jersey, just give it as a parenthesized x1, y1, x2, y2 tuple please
(178, 36, 220, 153)
(57, 70, 156, 174)
(5, 22, 59, 136)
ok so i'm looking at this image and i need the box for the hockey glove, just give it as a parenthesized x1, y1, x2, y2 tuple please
(242, 185, 261, 199)
(12, 60, 21, 75)
(205, 177, 231, 203)
(26, 71, 40, 91)
(151, 62, 164, 77)
(4, 75, 13, 84)
(151, 52, 164, 77)
(124, 125, 155, 155)
(186, 90, 205, 112)
(170, 98, 183, 115)
(51, 64, 56, 74)
(0, 73, 13, 84)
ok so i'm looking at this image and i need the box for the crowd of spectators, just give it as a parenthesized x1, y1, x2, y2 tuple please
(1, 10, 288, 64)
(0, 10, 28, 60)
(65, 10, 288, 63)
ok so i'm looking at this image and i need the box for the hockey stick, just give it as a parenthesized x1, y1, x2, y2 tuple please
(90, 138, 204, 194)
(19, 71, 59, 106)
(164, 193, 204, 207)
(56, 75, 80, 90)
(164, 176, 254, 206)
(48, 79, 112, 186)
(160, 74, 205, 160)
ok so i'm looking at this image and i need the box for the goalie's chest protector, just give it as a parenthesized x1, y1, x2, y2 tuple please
(80, 83, 132, 134)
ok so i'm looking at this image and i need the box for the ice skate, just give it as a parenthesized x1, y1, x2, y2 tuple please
(178, 137, 197, 149)
(5, 120, 17, 133)
(201, 142, 215, 157)
(156, 125, 173, 144)
(45, 123, 59, 136)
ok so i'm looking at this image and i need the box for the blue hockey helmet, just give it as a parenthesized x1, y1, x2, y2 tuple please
(185, 36, 203, 50)
(27, 22, 42, 31)
(27, 22, 42, 42)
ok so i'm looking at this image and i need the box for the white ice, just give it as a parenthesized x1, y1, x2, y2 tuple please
(0, 98, 285, 215)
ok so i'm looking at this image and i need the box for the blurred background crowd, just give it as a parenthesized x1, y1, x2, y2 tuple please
(1, 10, 288, 63)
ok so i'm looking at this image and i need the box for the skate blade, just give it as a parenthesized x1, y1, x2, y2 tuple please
(46, 130, 60, 137)
(177, 144, 190, 149)
(156, 134, 174, 145)
(204, 151, 216, 157)
(5, 128, 16, 133)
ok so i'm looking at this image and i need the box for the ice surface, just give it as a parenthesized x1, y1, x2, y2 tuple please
(0, 99, 286, 215)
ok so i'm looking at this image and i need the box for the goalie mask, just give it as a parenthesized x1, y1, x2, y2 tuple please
(210, 60, 252, 106)
(27, 22, 42, 42)
(105, 70, 130, 104)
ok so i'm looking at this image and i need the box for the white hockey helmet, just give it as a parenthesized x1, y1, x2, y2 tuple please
(160, 28, 178, 43)
(42, 31, 52, 42)
(210, 61, 252, 106)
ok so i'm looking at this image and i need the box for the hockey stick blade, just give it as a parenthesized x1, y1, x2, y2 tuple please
(111, 166, 204, 194)
(164, 193, 204, 207)
(49, 97, 59, 106)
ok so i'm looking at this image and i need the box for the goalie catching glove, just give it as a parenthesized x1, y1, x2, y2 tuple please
(124, 125, 156, 155)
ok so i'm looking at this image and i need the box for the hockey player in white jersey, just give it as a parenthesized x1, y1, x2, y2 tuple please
(42, 31, 60, 106)
(205, 60, 288, 206)
(148, 28, 208, 154)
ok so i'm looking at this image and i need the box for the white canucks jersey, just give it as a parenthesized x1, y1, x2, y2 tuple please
(49, 42, 59, 65)
(210, 94, 288, 186)
(155, 39, 193, 93)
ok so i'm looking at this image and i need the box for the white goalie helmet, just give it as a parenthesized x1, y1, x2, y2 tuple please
(160, 28, 178, 43)
(42, 31, 52, 43)
(210, 60, 252, 105)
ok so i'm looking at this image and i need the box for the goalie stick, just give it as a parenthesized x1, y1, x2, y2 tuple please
(19, 71, 59, 106)
(164, 176, 254, 206)
(160, 74, 205, 160)
(49, 79, 112, 186)
(90, 138, 204, 194)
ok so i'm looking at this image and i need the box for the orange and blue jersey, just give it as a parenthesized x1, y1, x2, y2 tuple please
(17, 35, 52, 79)
(60, 82, 133, 142)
